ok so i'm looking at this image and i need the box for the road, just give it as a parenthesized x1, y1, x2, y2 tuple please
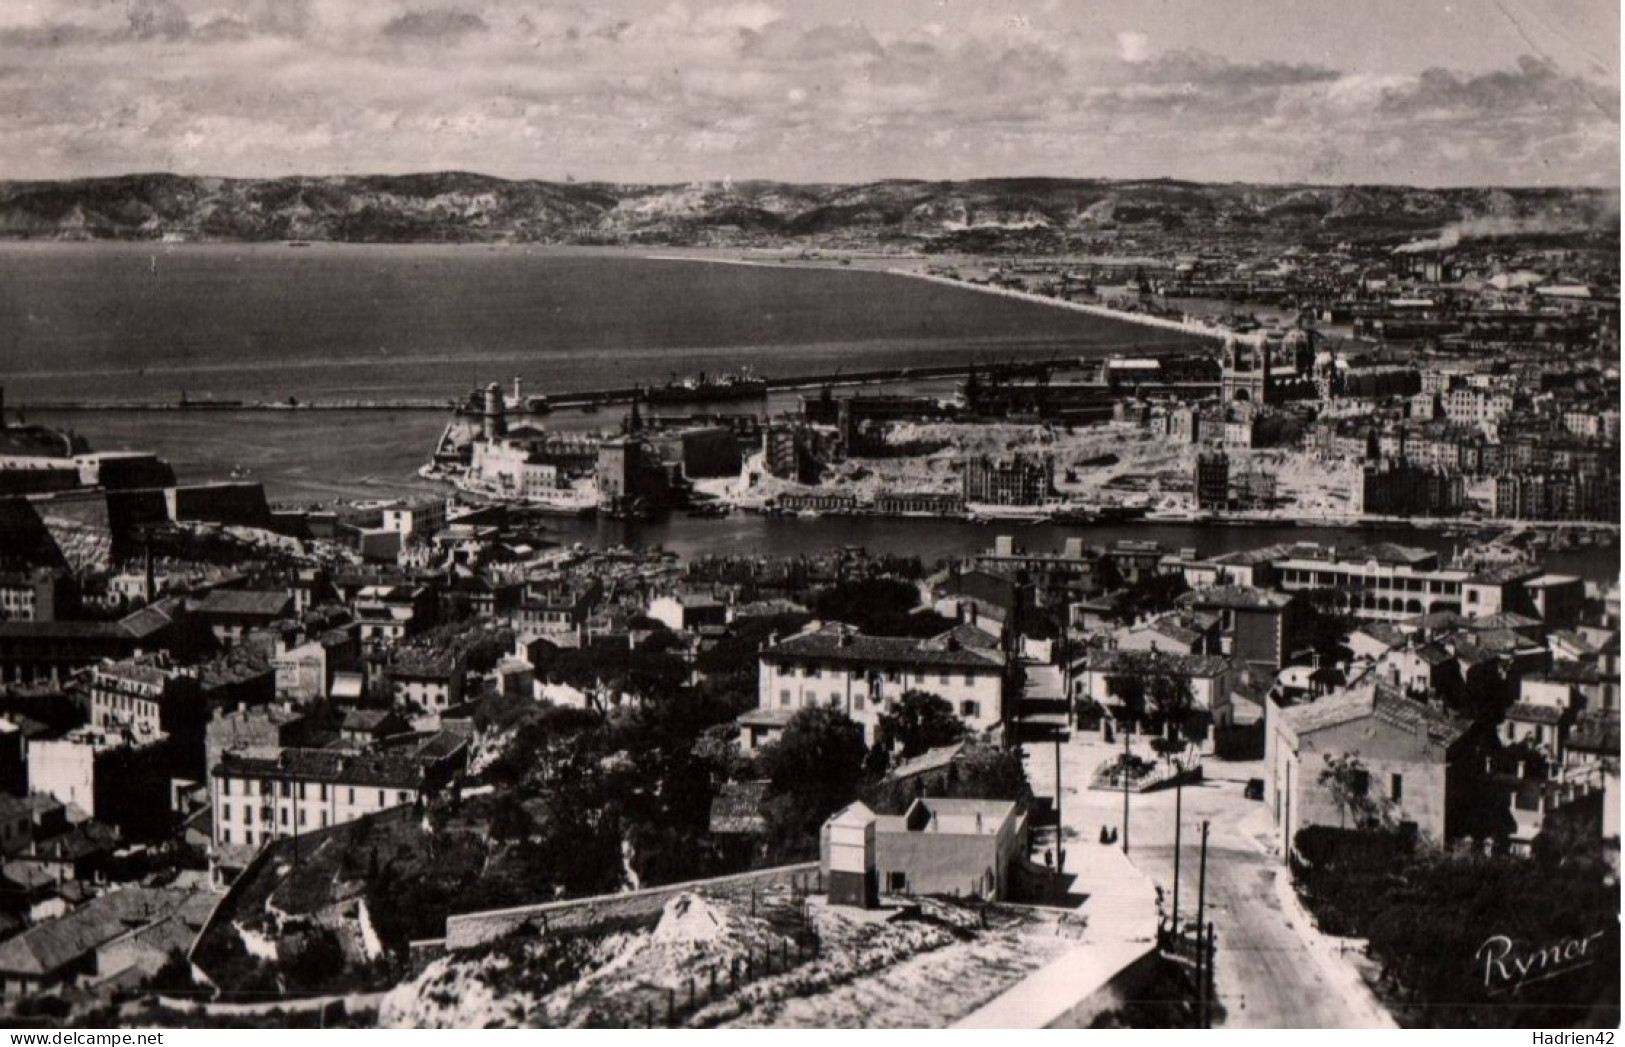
(1024, 735, 1395, 1029)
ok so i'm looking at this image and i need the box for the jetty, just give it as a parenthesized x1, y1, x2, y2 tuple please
(21, 353, 1203, 415)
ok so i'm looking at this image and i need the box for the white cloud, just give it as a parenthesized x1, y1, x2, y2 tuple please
(1115, 30, 1149, 64)
(0, 3, 1613, 186)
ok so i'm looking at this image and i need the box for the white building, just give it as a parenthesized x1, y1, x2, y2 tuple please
(470, 438, 566, 499)
(741, 622, 1007, 752)
(381, 498, 450, 539)
(209, 736, 466, 862)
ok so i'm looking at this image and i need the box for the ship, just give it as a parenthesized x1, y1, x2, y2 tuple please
(644, 369, 768, 405)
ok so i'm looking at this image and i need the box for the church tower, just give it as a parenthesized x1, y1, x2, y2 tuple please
(1220, 334, 1270, 405)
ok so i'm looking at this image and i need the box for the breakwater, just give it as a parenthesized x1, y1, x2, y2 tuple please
(19, 357, 1129, 413)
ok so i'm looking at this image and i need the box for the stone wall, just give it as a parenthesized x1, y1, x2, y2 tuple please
(444, 862, 818, 950)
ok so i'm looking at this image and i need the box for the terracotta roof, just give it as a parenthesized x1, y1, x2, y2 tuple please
(1085, 647, 1230, 678)
(1370, 693, 1472, 749)
(1543, 661, 1602, 686)
(1506, 702, 1567, 725)
(213, 747, 431, 790)
(1464, 612, 1543, 631)
(1412, 643, 1455, 667)
(737, 708, 796, 728)
(1404, 610, 1465, 631)
(708, 780, 769, 834)
(1282, 683, 1470, 750)
(764, 623, 1003, 671)
(1347, 543, 1437, 566)
(1148, 621, 1203, 648)
(1179, 585, 1294, 610)
(1463, 563, 1545, 585)
(885, 742, 966, 782)
(192, 589, 293, 619)
(388, 649, 462, 679)
(0, 887, 193, 978)
(922, 624, 1002, 652)
(1209, 543, 1297, 567)
(341, 708, 406, 733)
(1549, 630, 1600, 655)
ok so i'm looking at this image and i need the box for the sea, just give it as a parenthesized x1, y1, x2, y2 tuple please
(2, 242, 1617, 582)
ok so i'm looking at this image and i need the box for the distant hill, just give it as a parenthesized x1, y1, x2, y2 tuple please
(0, 173, 1614, 251)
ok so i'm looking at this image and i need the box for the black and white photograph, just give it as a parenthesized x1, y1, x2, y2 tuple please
(0, 0, 1617, 1032)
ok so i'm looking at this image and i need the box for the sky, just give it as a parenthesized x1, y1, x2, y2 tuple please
(0, 0, 1618, 186)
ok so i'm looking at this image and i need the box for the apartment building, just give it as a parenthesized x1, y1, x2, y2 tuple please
(742, 622, 1007, 751)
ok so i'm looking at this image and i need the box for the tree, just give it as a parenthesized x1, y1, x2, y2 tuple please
(143, 949, 199, 995)
(1105, 673, 1147, 725)
(1150, 734, 1186, 767)
(756, 706, 867, 861)
(876, 690, 968, 759)
(810, 578, 954, 638)
(1109, 573, 1189, 623)
(1146, 674, 1195, 734)
(1318, 752, 1392, 831)
(691, 722, 750, 782)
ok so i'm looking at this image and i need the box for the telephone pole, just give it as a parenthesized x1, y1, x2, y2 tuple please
(1054, 731, 1064, 874)
(1121, 720, 1131, 854)
(1171, 772, 1183, 934)
(1196, 820, 1210, 1029)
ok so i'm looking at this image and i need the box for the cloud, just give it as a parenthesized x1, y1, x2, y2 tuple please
(0, 5, 1614, 187)
(1378, 54, 1618, 123)
(738, 19, 883, 62)
(127, 0, 191, 40)
(1135, 48, 1340, 90)
(1115, 31, 1148, 64)
(380, 8, 489, 44)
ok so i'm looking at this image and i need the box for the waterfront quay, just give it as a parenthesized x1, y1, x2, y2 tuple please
(14, 354, 1158, 414)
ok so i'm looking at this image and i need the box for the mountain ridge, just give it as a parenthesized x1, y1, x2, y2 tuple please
(0, 173, 1614, 251)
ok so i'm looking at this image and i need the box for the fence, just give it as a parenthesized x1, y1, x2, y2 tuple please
(629, 928, 824, 1028)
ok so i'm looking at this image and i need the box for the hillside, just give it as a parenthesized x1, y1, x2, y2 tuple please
(0, 174, 1613, 251)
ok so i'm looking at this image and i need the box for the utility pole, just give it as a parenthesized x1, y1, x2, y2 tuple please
(1054, 731, 1064, 874)
(1121, 719, 1131, 854)
(1204, 922, 1216, 1029)
(1171, 772, 1183, 935)
(1196, 820, 1210, 1029)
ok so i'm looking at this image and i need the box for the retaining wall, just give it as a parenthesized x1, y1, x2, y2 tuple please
(444, 862, 819, 950)
(1042, 943, 1163, 1028)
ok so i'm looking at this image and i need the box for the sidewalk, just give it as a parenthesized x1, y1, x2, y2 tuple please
(956, 842, 1159, 1028)
(1270, 864, 1397, 1029)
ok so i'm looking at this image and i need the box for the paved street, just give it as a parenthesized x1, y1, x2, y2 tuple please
(1023, 735, 1395, 1029)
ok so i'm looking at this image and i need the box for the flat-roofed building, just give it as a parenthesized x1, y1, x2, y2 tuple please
(1273, 543, 1471, 623)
